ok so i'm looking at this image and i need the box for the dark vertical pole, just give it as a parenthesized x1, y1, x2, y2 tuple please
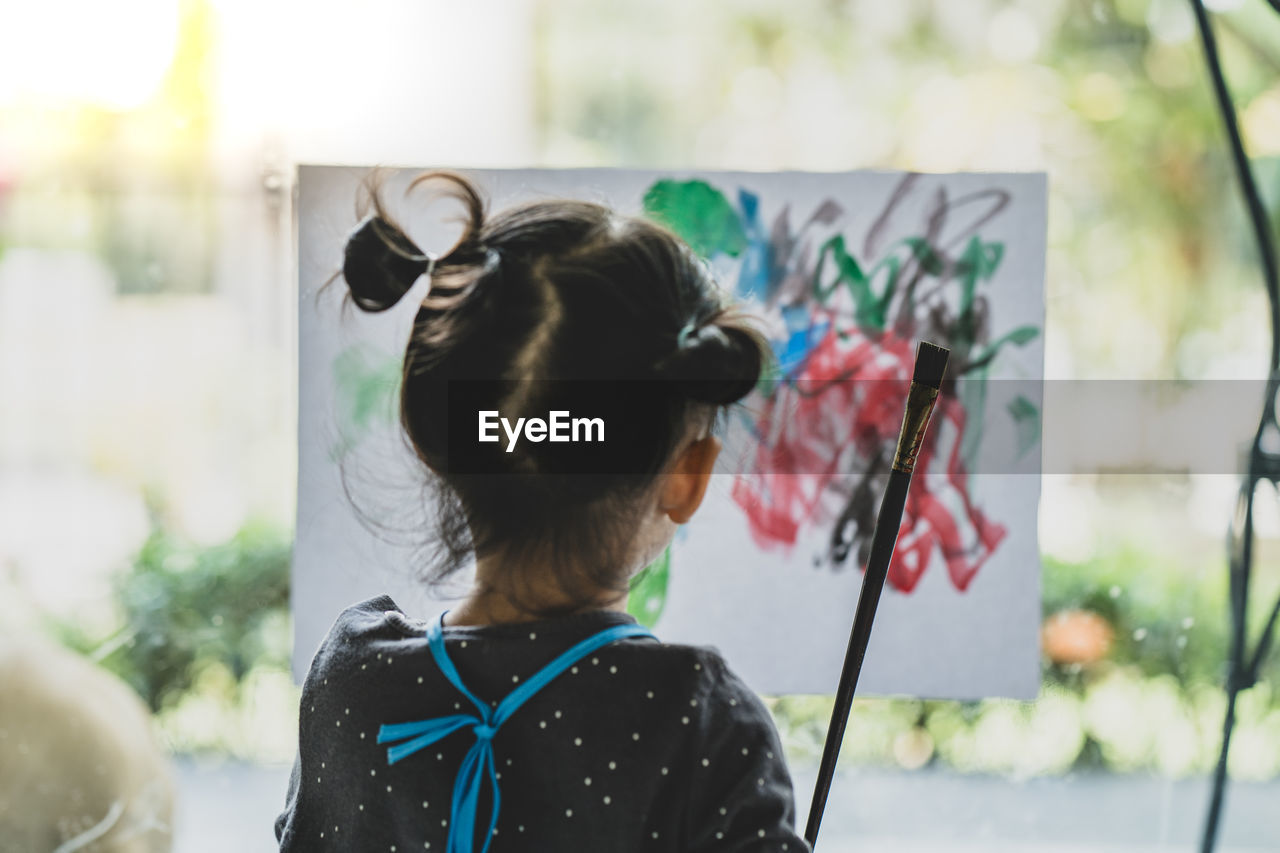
(1188, 2, 1280, 850)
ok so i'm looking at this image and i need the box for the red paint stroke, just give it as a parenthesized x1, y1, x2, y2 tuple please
(731, 323, 1005, 593)
(893, 393, 1006, 592)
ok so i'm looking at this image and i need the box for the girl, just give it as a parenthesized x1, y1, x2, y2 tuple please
(276, 171, 811, 852)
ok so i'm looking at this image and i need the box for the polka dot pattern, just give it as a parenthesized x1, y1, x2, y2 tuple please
(279, 597, 808, 852)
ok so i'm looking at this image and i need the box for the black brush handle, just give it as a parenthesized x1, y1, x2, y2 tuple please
(803, 465, 912, 848)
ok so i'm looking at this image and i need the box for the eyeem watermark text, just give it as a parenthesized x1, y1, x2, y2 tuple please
(478, 410, 605, 452)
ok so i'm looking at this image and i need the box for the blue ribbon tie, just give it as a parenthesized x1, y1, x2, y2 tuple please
(378, 613, 656, 853)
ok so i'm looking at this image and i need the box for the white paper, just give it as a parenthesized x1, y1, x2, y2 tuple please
(295, 165, 1045, 699)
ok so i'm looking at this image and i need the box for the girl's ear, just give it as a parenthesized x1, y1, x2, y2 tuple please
(659, 435, 721, 524)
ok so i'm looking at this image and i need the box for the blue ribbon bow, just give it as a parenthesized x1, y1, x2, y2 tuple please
(378, 613, 656, 853)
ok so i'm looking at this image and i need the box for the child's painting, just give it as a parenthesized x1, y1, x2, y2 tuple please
(295, 166, 1046, 699)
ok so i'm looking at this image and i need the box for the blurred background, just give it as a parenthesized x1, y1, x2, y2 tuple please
(3, 0, 1280, 850)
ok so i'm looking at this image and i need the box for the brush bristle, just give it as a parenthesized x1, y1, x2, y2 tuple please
(911, 341, 950, 390)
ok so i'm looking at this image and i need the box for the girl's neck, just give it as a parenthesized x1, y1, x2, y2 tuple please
(443, 594, 627, 628)
(443, 555, 629, 628)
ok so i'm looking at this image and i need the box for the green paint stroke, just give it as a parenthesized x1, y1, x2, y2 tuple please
(958, 363, 990, 471)
(1007, 395, 1041, 459)
(812, 234, 951, 333)
(627, 545, 671, 629)
(813, 234, 888, 331)
(953, 236, 1005, 349)
(972, 325, 1040, 365)
(329, 344, 402, 460)
(958, 327, 1040, 469)
(642, 179, 748, 259)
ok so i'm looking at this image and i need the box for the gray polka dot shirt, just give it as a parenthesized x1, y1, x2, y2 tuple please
(275, 596, 810, 851)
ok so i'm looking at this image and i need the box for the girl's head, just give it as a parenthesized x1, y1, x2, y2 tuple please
(342, 171, 766, 616)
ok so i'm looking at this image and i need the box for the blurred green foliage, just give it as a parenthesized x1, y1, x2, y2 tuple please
(771, 542, 1280, 779)
(1043, 544, 1236, 689)
(55, 515, 1279, 777)
(538, 0, 1280, 379)
(57, 520, 292, 714)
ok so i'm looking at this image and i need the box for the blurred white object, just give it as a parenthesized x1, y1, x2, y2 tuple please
(0, 634, 174, 852)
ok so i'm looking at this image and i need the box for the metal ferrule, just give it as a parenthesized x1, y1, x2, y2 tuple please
(891, 382, 940, 473)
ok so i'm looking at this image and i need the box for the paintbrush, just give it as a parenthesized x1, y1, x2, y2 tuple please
(803, 340, 950, 849)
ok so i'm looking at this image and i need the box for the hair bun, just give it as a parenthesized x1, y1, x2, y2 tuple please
(343, 215, 433, 313)
(657, 321, 764, 404)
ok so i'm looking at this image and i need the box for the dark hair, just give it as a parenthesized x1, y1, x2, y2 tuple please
(341, 170, 767, 616)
